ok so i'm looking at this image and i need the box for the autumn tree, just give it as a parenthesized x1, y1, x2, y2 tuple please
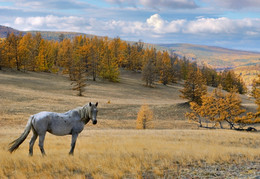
(254, 75, 260, 112)
(36, 40, 57, 72)
(235, 75, 260, 126)
(109, 37, 127, 67)
(98, 38, 120, 82)
(170, 54, 182, 82)
(71, 54, 87, 96)
(136, 104, 153, 129)
(142, 59, 157, 87)
(127, 42, 143, 71)
(186, 86, 246, 129)
(57, 38, 73, 78)
(141, 47, 157, 87)
(31, 32, 42, 71)
(180, 56, 190, 80)
(180, 67, 207, 105)
(70, 36, 87, 96)
(201, 66, 218, 87)
(3, 32, 22, 70)
(219, 70, 247, 94)
(59, 33, 65, 42)
(219, 87, 246, 129)
(0, 39, 4, 70)
(157, 51, 172, 85)
(18, 33, 34, 71)
(85, 36, 102, 81)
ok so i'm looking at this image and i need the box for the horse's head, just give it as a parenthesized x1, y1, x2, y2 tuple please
(87, 102, 98, 125)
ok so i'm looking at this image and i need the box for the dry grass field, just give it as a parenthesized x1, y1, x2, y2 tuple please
(0, 69, 259, 178)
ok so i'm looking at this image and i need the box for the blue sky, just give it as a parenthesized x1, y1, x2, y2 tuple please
(0, 0, 260, 51)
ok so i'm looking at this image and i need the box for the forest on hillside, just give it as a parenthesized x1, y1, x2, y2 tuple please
(0, 32, 247, 91)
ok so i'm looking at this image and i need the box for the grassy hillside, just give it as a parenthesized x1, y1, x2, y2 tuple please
(161, 43, 260, 68)
(0, 70, 259, 178)
(161, 43, 260, 85)
(0, 69, 193, 129)
(0, 69, 257, 128)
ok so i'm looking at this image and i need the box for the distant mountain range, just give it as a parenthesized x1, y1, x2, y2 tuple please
(0, 25, 94, 40)
(1, 25, 259, 85)
(0, 25, 24, 37)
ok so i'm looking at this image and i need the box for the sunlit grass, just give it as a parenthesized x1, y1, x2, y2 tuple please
(1, 129, 259, 178)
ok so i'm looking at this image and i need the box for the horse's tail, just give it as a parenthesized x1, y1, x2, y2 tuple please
(8, 116, 33, 153)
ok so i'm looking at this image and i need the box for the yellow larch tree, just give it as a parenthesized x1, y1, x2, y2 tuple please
(57, 38, 73, 78)
(36, 39, 56, 72)
(109, 37, 127, 67)
(235, 75, 260, 126)
(3, 32, 22, 70)
(158, 51, 172, 85)
(98, 37, 119, 82)
(142, 47, 157, 87)
(186, 85, 246, 129)
(136, 104, 153, 129)
(0, 39, 4, 70)
(18, 33, 33, 71)
(85, 36, 102, 81)
(180, 67, 207, 105)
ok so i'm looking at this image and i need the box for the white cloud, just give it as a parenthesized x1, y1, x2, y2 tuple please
(140, 0, 198, 9)
(105, 0, 198, 9)
(246, 31, 259, 36)
(146, 14, 164, 32)
(14, 15, 86, 31)
(13, 14, 260, 40)
(146, 14, 186, 33)
(14, 17, 24, 25)
(203, 0, 260, 9)
(185, 17, 235, 34)
(8, 0, 90, 10)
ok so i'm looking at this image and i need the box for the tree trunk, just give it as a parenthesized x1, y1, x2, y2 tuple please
(219, 122, 223, 129)
(199, 118, 202, 127)
(93, 70, 96, 81)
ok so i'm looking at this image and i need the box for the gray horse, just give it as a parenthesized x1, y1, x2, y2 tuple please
(9, 102, 98, 156)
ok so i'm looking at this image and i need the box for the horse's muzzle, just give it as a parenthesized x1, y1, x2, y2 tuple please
(92, 120, 97, 125)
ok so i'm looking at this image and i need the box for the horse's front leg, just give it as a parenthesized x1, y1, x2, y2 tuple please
(69, 133, 78, 155)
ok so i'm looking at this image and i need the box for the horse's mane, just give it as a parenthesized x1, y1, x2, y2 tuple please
(74, 105, 89, 122)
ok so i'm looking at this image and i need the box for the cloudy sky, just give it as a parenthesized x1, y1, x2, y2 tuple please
(0, 0, 260, 51)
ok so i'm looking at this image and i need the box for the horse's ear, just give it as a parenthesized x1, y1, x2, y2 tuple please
(89, 102, 92, 106)
(95, 102, 98, 107)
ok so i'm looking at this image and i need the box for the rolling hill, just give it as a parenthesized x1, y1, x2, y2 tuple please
(160, 43, 260, 69)
(0, 25, 93, 40)
(160, 43, 260, 85)
(0, 25, 25, 37)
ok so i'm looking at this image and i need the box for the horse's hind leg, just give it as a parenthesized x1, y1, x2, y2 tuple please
(69, 133, 78, 155)
(38, 133, 46, 156)
(29, 129, 38, 156)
